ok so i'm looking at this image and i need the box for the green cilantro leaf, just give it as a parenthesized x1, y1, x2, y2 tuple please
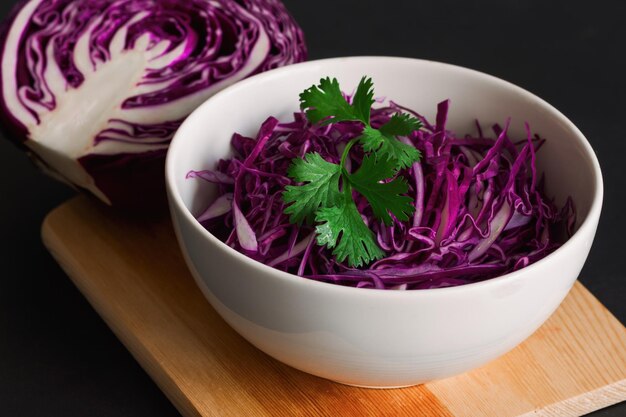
(283, 153, 342, 224)
(350, 76, 375, 124)
(348, 154, 415, 226)
(299, 76, 373, 125)
(315, 194, 384, 267)
(299, 77, 356, 124)
(380, 113, 422, 137)
(360, 122, 422, 170)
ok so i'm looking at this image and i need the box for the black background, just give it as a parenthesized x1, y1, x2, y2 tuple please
(1, 0, 624, 416)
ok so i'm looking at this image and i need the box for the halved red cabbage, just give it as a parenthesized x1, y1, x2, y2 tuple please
(0, 0, 306, 208)
(189, 101, 575, 290)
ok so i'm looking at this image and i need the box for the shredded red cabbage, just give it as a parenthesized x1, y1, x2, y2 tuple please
(188, 100, 575, 290)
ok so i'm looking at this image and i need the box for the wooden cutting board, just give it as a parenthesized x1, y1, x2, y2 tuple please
(41, 196, 626, 417)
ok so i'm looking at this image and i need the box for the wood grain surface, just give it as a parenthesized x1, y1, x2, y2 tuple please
(41, 196, 626, 417)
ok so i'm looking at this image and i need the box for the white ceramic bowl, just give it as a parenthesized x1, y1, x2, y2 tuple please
(165, 57, 602, 387)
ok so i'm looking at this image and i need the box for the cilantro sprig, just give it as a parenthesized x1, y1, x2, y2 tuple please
(283, 76, 422, 267)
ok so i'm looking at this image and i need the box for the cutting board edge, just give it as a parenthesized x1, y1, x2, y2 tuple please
(519, 379, 626, 417)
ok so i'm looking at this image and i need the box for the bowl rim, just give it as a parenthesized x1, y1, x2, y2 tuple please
(165, 55, 603, 296)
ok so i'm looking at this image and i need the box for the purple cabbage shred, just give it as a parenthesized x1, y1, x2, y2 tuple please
(188, 100, 575, 290)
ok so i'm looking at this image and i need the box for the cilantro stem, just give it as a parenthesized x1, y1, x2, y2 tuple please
(339, 137, 359, 196)
(340, 137, 359, 174)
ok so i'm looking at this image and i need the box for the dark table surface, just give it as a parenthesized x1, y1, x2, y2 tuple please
(1, 1, 624, 416)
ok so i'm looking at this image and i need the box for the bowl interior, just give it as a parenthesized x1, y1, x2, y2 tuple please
(168, 57, 599, 244)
